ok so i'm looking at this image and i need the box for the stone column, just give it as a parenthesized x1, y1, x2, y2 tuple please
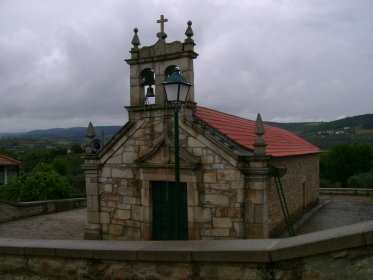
(4, 166, 7, 184)
(82, 122, 102, 240)
(241, 114, 270, 239)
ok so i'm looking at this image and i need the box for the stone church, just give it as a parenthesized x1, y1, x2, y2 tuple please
(83, 16, 319, 240)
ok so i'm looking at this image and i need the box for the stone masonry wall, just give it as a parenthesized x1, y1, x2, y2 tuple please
(95, 115, 163, 240)
(1, 220, 372, 279)
(268, 154, 319, 236)
(183, 127, 245, 240)
(93, 110, 245, 240)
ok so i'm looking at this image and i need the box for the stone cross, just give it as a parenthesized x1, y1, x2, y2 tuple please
(156, 15, 168, 39)
(157, 15, 168, 33)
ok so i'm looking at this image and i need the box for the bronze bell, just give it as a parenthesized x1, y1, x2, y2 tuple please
(146, 86, 155, 98)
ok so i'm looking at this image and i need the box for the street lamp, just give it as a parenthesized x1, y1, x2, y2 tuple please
(163, 67, 191, 104)
(162, 67, 191, 239)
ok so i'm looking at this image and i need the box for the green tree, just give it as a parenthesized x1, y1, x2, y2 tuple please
(70, 143, 83, 154)
(321, 143, 373, 187)
(52, 158, 70, 176)
(1, 169, 73, 202)
(19, 170, 73, 201)
(0, 140, 86, 201)
(0, 143, 17, 159)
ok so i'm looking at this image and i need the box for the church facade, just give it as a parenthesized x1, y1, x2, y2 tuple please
(83, 17, 319, 240)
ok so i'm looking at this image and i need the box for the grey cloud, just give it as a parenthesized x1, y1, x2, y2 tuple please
(1, 0, 373, 132)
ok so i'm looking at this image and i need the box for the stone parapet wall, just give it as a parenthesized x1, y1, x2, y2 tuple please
(0, 220, 372, 279)
(268, 154, 319, 236)
(0, 198, 86, 224)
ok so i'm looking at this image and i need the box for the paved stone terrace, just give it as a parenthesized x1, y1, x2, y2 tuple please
(0, 194, 372, 240)
(0, 208, 86, 240)
(296, 194, 373, 235)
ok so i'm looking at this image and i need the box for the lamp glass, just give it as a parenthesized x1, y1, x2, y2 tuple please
(164, 82, 191, 103)
(164, 84, 179, 102)
(178, 84, 190, 103)
(162, 67, 191, 104)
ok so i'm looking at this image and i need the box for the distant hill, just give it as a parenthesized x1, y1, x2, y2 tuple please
(267, 114, 373, 134)
(267, 114, 373, 148)
(1, 114, 372, 149)
(0, 126, 122, 143)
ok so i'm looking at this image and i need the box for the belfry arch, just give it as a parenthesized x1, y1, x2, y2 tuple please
(140, 68, 156, 104)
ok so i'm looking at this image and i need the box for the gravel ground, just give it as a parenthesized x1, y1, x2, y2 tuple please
(0, 208, 86, 240)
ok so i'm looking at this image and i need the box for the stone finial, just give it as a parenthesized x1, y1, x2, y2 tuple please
(86, 122, 96, 154)
(184, 20, 194, 44)
(253, 113, 267, 155)
(131, 28, 141, 51)
(87, 122, 96, 139)
(156, 15, 168, 40)
(255, 113, 265, 135)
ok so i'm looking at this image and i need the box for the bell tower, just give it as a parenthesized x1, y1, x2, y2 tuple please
(125, 15, 198, 115)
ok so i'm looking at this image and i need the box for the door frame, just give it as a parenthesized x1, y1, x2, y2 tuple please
(140, 168, 197, 240)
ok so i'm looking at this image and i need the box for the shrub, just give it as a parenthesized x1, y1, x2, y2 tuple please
(0, 180, 22, 201)
(348, 171, 373, 188)
(320, 143, 373, 187)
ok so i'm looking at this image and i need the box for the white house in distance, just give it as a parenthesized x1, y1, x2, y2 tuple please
(0, 155, 21, 185)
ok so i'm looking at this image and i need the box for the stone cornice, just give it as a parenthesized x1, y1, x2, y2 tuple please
(126, 49, 198, 65)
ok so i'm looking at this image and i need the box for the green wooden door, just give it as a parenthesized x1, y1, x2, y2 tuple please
(152, 181, 188, 240)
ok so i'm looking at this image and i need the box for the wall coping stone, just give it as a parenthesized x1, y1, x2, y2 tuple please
(0, 220, 372, 263)
(320, 187, 373, 196)
(0, 197, 86, 207)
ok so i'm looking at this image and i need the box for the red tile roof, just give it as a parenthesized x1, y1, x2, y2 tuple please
(0, 155, 21, 165)
(195, 107, 320, 157)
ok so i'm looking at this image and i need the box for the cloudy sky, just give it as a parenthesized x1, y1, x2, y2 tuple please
(1, 0, 372, 132)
